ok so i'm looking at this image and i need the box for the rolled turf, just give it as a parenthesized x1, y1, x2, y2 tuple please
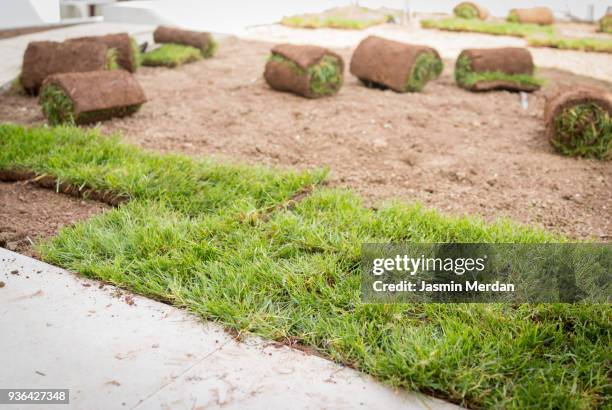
(39, 70, 146, 125)
(507, 7, 554, 25)
(20, 41, 113, 95)
(455, 47, 543, 92)
(264, 44, 344, 98)
(544, 87, 612, 160)
(153, 26, 217, 58)
(600, 14, 612, 34)
(141, 44, 202, 67)
(453, 2, 489, 20)
(349, 36, 443, 93)
(67, 33, 140, 72)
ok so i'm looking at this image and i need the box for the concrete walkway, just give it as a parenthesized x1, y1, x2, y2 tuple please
(0, 248, 461, 410)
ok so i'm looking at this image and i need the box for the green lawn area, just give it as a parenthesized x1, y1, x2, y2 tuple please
(528, 36, 612, 54)
(0, 124, 610, 409)
(420, 17, 555, 38)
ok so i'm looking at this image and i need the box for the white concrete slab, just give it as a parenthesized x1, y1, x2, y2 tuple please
(0, 22, 155, 87)
(0, 248, 461, 410)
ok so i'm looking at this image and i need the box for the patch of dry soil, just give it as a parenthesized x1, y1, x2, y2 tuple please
(0, 182, 108, 256)
(0, 38, 610, 240)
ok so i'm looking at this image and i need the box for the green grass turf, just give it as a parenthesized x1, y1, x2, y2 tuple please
(105, 47, 119, 70)
(281, 14, 392, 30)
(601, 15, 612, 33)
(40, 85, 75, 125)
(454, 3, 480, 20)
(421, 17, 555, 38)
(268, 53, 343, 97)
(528, 36, 612, 54)
(0, 124, 610, 408)
(454, 55, 544, 89)
(130, 36, 141, 69)
(551, 103, 612, 160)
(405, 52, 443, 92)
(141, 44, 203, 68)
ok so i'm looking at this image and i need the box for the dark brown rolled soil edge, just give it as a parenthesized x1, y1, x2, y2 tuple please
(0, 169, 129, 206)
(153, 26, 213, 55)
(67, 33, 138, 72)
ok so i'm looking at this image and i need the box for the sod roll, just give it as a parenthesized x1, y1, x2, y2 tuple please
(39, 70, 146, 125)
(508, 7, 554, 25)
(600, 14, 612, 33)
(67, 33, 139, 72)
(350, 36, 443, 93)
(453, 2, 489, 20)
(264, 44, 344, 98)
(21, 41, 110, 95)
(455, 47, 541, 92)
(544, 87, 611, 160)
(153, 26, 216, 57)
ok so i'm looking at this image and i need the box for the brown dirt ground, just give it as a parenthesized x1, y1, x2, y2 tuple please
(0, 37, 610, 241)
(0, 181, 108, 256)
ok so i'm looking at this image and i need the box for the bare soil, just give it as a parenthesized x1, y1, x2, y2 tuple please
(0, 181, 108, 256)
(0, 37, 610, 240)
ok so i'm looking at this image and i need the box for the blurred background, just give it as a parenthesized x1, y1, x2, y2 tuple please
(1, 0, 611, 31)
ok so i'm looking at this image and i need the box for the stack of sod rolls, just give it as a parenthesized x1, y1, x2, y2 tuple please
(507, 7, 554, 25)
(39, 70, 146, 125)
(350, 36, 443, 93)
(20, 41, 115, 95)
(455, 48, 542, 92)
(142, 26, 217, 67)
(453, 2, 489, 20)
(67, 33, 140, 72)
(544, 88, 611, 160)
(600, 14, 612, 33)
(264, 44, 344, 98)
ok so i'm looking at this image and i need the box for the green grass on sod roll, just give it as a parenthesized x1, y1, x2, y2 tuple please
(454, 55, 544, 89)
(39, 85, 142, 126)
(130, 36, 141, 69)
(105, 47, 119, 70)
(421, 17, 555, 38)
(268, 53, 343, 97)
(405, 52, 443, 92)
(0, 123, 610, 409)
(141, 44, 203, 67)
(601, 15, 612, 33)
(528, 35, 612, 54)
(551, 103, 612, 160)
(454, 3, 479, 19)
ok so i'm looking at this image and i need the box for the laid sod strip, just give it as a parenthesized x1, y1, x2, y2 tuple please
(67, 33, 140, 72)
(153, 26, 217, 58)
(508, 7, 554, 25)
(20, 40, 112, 95)
(350, 36, 442, 93)
(0, 124, 323, 213)
(1, 124, 610, 408)
(455, 51, 543, 92)
(544, 88, 612, 160)
(421, 18, 555, 38)
(600, 14, 612, 33)
(453, 2, 489, 20)
(280, 6, 393, 30)
(264, 44, 344, 98)
(528, 36, 612, 54)
(141, 44, 203, 67)
(39, 70, 146, 125)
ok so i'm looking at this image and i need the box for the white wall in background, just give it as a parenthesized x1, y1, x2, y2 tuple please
(0, 0, 60, 29)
